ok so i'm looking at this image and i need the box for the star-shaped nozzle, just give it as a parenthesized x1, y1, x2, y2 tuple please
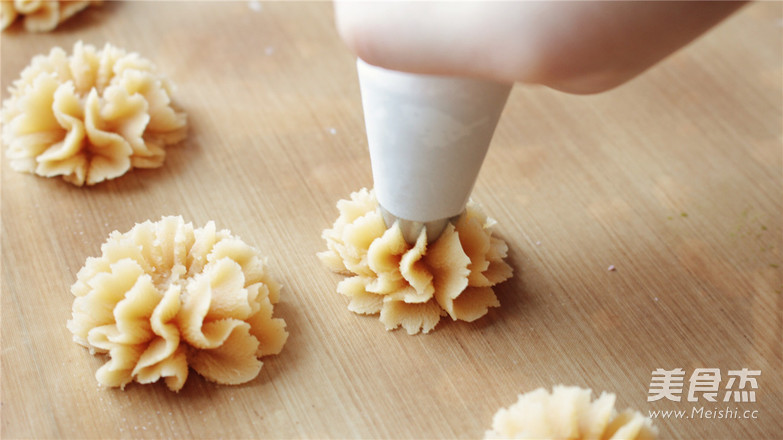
(378, 204, 463, 245)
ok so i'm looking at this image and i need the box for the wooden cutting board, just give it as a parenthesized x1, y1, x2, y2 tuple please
(2, 2, 781, 438)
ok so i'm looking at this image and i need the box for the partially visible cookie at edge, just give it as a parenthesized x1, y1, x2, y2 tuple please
(1, 1, 102, 32)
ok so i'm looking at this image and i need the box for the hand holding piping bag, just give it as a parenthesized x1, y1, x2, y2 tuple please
(334, 1, 746, 243)
(335, 1, 746, 93)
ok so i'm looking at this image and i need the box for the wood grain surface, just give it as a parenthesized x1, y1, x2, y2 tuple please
(2, 2, 781, 439)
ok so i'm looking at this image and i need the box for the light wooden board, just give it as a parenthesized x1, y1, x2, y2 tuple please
(2, 2, 781, 438)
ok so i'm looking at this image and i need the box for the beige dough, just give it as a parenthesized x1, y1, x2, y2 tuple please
(67, 216, 288, 392)
(2, 41, 187, 186)
(318, 188, 513, 335)
(485, 385, 657, 439)
(1, 1, 101, 32)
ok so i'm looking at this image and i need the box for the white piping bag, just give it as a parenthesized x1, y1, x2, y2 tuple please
(356, 59, 512, 243)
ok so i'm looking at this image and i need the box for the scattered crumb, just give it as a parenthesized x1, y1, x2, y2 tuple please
(535, 241, 541, 246)
(654, 297, 659, 302)
(680, 212, 688, 218)
(328, 127, 337, 135)
(607, 265, 616, 272)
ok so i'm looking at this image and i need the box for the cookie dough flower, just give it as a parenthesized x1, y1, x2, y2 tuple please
(1, 0, 101, 32)
(318, 188, 512, 334)
(67, 216, 288, 391)
(2, 41, 186, 185)
(486, 386, 658, 439)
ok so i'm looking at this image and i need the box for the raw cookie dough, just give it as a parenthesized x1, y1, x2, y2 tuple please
(67, 216, 288, 392)
(318, 188, 513, 335)
(1, 0, 101, 32)
(485, 385, 658, 439)
(1, 41, 187, 186)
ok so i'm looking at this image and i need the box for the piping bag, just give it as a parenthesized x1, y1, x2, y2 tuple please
(356, 59, 512, 244)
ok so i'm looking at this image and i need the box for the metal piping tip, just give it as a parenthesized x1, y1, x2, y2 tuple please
(378, 204, 462, 245)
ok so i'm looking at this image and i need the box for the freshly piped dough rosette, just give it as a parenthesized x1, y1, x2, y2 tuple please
(1, 0, 101, 32)
(2, 41, 186, 186)
(318, 188, 512, 334)
(485, 386, 658, 440)
(67, 216, 288, 392)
